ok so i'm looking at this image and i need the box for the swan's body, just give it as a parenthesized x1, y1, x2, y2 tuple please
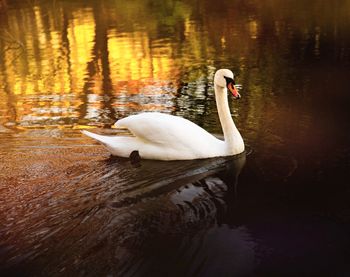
(82, 69, 244, 160)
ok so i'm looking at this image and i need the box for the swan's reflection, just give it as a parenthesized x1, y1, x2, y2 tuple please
(170, 153, 246, 222)
(107, 153, 254, 277)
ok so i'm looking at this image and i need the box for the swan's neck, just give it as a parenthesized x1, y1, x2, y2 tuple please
(215, 85, 244, 152)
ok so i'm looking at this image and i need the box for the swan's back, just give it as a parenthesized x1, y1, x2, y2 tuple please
(116, 112, 218, 145)
(114, 112, 224, 159)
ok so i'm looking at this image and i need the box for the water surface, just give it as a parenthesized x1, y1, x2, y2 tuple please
(1, 0, 350, 276)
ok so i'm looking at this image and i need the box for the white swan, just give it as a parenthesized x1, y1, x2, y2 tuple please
(82, 69, 244, 160)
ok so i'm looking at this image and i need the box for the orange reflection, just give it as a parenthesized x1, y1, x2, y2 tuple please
(0, 2, 182, 129)
(108, 30, 178, 94)
(68, 8, 95, 93)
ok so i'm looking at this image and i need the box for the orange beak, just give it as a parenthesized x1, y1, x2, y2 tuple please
(227, 82, 241, 99)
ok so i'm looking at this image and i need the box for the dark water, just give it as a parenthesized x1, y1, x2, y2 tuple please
(1, 0, 350, 276)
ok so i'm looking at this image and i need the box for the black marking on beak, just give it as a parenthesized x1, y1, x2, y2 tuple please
(224, 76, 236, 86)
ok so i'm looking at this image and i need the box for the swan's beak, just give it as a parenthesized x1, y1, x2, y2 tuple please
(228, 82, 241, 99)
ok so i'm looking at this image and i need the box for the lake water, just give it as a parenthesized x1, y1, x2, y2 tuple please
(1, 0, 350, 276)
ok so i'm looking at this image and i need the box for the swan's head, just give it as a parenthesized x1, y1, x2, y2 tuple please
(214, 69, 240, 99)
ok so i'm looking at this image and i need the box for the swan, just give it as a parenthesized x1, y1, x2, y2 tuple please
(82, 69, 244, 160)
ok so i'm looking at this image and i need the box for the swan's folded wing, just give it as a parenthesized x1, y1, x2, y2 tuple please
(114, 112, 217, 146)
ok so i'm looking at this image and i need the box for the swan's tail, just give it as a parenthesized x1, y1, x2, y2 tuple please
(81, 130, 113, 145)
(82, 130, 136, 158)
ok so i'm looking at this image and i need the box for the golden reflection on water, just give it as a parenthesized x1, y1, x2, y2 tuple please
(0, 0, 349, 134)
(107, 30, 176, 93)
(0, 2, 183, 128)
